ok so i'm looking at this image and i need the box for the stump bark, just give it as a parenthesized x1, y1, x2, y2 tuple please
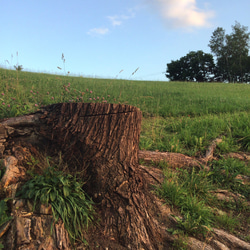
(0, 103, 172, 249)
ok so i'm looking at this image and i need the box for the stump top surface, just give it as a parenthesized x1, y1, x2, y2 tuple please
(44, 103, 140, 117)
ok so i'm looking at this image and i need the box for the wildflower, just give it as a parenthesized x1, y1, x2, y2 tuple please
(89, 98, 92, 100)
(102, 97, 105, 100)
(90, 90, 93, 94)
(7, 104, 10, 107)
(93, 98, 96, 100)
(86, 89, 89, 92)
(65, 88, 69, 92)
(81, 92, 85, 96)
(107, 95, 110, 98)
(1, 92, 4, 96)
(47, 92, 50, 95)
(97, 96, 99, 100)
(2, 102, 5, 105)
(30, 90, 33, 93)
(35, 104, 38, 107)
(51, 96, 54, 100)
(11, 97, 16, 100)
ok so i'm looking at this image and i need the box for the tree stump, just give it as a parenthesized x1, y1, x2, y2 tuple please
(0, 103, 172, 249)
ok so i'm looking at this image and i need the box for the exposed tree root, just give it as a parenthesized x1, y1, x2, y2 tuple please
(138, 150, 201, 169)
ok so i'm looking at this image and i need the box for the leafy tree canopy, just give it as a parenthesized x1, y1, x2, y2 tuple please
(208, 21, 250, 82)
(166, 50, 215, 82)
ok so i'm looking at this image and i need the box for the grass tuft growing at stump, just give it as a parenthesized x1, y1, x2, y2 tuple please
(16, 164, 95, 244)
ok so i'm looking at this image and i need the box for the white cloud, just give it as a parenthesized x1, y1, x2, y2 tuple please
(87, 28, 109, 36)
(107, 10, 135, 27)
(107, 16, 122, 26)
(87, 9, 135, 37)
(143, 0, 214, 29)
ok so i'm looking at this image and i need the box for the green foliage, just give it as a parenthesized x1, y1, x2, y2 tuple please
(0, 199, 12, 228)
(215, 212, 240, 233)
(16, 166, 95, 243)
(209, 21, 250, 82)
(157, 168, 214, 236)
(172, 210, 212, 236)
(140, 111, 250, 156)
(157, 159, 249, 238)
(178, 168, 214, 198)
(166, 50, 215, 82)
(209, 158, 250, 199)
(171, 233, 189, 249)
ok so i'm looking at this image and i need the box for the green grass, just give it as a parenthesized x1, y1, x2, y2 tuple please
(156, 161, 250, 239)
(209, 158, 250, 200)
(16, 165, 95, 244)
(157, 167, 215, 236)
(140, 111, 250, 156)
(1, 68, 250, 118)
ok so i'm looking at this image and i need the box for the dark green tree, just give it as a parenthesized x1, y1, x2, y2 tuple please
(166, 50, 215, 82)
(209, 21, 250, 82)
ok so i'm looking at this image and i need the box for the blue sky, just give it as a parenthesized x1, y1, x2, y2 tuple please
(1, 0, 249, 81)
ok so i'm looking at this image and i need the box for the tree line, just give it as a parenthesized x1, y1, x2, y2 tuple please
(166, 22, 250, 83)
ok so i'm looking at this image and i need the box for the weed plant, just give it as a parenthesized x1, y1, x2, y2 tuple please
(16, 166, 95, 244)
